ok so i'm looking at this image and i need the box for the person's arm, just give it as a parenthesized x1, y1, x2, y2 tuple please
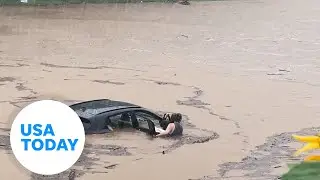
(156, 123, 174, 137)
(155, 127, 165, 133)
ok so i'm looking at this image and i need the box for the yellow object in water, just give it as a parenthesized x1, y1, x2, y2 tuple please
(292, 134, 320, 156)
(304, 155, 320, 161)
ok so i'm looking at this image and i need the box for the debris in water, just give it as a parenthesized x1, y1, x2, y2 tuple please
(104, 164, 118, 169)
(267, 72, 285, 76)
(278, 68, 290, 72)
(68, 169, 76, 180)
(178, 0, 190, 5)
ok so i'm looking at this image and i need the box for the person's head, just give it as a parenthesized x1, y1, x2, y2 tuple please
(170, 113, 182, 123)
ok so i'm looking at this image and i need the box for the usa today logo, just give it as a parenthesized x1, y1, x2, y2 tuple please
(10, 100, 85, 175)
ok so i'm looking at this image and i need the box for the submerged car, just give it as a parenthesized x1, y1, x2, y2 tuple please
(69, 99, 162, 135)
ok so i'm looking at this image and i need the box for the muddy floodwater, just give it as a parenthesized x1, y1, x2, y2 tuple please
(0, 0, 320, 179)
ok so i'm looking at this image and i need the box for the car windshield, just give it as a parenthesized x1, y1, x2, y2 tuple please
(70, 99, 138, 119)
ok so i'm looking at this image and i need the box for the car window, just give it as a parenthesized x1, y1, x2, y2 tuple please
(134, 111, 161, 130)
(108, 113, 133, 128)
(80, 117, 91, 131)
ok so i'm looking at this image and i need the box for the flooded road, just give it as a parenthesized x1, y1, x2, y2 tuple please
(0, 0, 320, 179)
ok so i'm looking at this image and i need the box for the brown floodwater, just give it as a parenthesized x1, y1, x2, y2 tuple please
(0, 0, 320, 179)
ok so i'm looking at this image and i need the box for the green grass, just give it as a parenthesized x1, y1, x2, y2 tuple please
(281, 162, 320, 180)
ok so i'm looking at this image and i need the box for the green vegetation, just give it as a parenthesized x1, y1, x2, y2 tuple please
(281, 162, 320, 180)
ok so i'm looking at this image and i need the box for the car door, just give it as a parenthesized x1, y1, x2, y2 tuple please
(132, 110, 162, 131)
(107, 112, 134, 129)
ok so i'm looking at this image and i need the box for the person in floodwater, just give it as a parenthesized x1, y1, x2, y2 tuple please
(156, 113, 183, 137)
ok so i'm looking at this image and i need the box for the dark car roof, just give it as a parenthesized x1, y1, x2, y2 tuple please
(69, 99, 142, 119)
